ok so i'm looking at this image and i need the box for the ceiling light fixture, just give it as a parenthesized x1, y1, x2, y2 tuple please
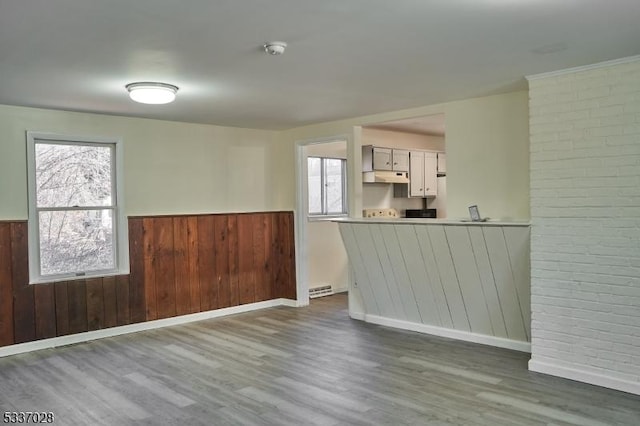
(126, 82, 179, 104)
(263, 41, 287, 55)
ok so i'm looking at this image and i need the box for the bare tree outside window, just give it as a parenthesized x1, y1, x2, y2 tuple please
(324, 158, 344, 214)
(307, 156, 347, 217)
(34, 142, 115, 276)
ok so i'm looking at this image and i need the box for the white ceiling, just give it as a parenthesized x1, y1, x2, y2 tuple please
(1, 0, 639, 130)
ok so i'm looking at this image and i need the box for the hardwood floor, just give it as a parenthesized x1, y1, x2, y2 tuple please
(1, 293, 639, 425)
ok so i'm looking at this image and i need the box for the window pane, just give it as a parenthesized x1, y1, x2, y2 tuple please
(308, 157, 322, 214)
(39, 209, 115, 275)
(325, 159, 344, 214)
(35, 143, 113, 207)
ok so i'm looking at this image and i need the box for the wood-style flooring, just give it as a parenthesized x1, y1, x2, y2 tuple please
(1, 293, 639, 425)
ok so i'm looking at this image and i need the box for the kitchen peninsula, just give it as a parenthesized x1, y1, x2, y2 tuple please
(336, 218, 531, 352)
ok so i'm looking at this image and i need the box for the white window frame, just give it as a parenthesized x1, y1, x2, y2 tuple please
(26, 132, 129, 284)
(307, 156, 348, 219)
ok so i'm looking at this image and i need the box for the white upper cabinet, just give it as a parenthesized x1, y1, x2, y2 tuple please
(362, 145, 410, 172)
(373, 147, 392, 170)
(392, 149, 409, 172)
(409, 152, 425, 197)
(424, 152, 438, 197)
(408, 151, 437, 197)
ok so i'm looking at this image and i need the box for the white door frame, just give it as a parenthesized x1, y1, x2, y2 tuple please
(294, 134, 351, 307)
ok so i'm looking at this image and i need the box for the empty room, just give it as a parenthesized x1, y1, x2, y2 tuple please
(1, 1, 640, 425)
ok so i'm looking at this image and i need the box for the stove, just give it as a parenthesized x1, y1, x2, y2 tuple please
(362, 208, 400, 218)
(405, 209, 437, 218)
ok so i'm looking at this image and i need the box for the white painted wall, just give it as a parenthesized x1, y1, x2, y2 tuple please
(528, 57, 640, 395)
(0, 104, 291, 219)
(305, 140, 347, 158)
(303, 141, 349, 292)
(306, 221, 348, 292)
(361, 184, 423, 212)
(445, 92, 529, 221)
(361, 127, 445, 151)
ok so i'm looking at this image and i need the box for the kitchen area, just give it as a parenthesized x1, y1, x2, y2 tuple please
(360, 114, 447, 220)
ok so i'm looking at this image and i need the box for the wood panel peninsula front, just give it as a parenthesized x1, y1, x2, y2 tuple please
(335, 218, 531, 352)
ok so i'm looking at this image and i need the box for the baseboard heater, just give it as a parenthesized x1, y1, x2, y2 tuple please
(309, 285, 334, 299)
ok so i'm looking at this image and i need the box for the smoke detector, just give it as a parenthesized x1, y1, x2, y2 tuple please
(263, 41, 287, 55)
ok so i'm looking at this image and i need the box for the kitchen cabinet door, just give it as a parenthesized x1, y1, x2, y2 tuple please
(409, 151, 425, 197)
(424, 152, 438, 197)
(373, 147, 392, 170)
(407, 151, 437, 197)
(392, 149, 409, 172)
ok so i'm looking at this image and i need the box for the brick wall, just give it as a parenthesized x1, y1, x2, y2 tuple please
(528, 57, 640, 395)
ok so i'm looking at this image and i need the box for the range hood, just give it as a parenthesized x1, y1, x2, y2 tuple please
(362, 171, 410, 184)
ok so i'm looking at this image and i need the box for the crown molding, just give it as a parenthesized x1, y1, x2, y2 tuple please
(526, 55, 640, 81)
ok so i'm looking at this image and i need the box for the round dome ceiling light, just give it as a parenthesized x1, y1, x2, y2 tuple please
(263, 41, 287, 55)
(126, 82, 179, 104)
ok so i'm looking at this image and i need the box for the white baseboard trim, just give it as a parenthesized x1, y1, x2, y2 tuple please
(529, 358, 640, 396)
(333, 286, 348, 294)
(359, 314, 531, 353)
(0, 298, 298, 358)
(280, 299, 300, 308)
(349, 311, 365, 321)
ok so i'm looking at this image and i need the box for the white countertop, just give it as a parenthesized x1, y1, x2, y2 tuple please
(332, 217, 530, 227)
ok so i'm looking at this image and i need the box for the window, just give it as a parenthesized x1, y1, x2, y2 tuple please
(26, 132, 129, 283)
(307, 156, 347, 217)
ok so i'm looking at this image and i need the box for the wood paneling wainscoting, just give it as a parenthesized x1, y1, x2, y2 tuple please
(0, 211, 296, 348)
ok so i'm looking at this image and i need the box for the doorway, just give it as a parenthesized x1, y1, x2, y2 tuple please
(294, 136, 349, 307)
